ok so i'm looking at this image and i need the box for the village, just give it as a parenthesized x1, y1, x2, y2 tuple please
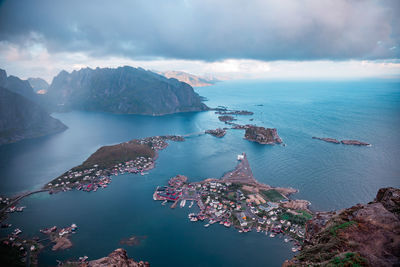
(154, 153, 311, 253)
(44, 135, 184, 193)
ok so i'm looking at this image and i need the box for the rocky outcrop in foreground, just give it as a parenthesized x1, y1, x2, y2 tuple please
(245, 126, 282, 144)
(64, 248, 149, 267)
(284, 187, 400, 267)
(46, 66, 209, 115)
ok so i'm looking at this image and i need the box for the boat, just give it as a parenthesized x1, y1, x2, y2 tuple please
(291, 247, 297, 252)
(71, 223, 78, 231)
(180, 199, 186, 208)
(204, 224, 210, 227)
(161, 200, 167, 205)
(224, 221, 231, 227)
(269, 233, 275, 238)
(189, 201, 194, 208)
(284, 238, 289, 243)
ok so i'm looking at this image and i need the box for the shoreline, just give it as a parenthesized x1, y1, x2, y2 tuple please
(154, 153, 311, 252)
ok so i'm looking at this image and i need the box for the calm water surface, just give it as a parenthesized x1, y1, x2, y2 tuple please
(1, 80, 399, 266)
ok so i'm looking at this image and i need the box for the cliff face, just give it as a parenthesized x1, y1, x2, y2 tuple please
(46, 66, 209, 115)
(83, 248, 149, 267)
(284, 187, 400, 267)
(0, 86, 67, 145)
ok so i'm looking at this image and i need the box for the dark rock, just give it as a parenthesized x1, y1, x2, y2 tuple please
(205, 128, 226, 137)
(287, 187, 400, 267)
(0, 86, 67, 145)
(45, 66, 209, 115)
(215, 110, 254, 115)
(218, 115, 236, 122)
(65, 248, 149, 267)
(244, 126, 282, 144)
(0, 69, 40, 104)
(312, 136, 340, 144)
(340, 140, 370, 146)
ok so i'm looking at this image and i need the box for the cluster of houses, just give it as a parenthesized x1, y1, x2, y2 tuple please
(155, 177, 307, 248)
(45, 135, 185, 194)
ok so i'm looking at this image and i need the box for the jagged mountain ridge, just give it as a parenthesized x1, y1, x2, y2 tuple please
(47, 66, 209, 115)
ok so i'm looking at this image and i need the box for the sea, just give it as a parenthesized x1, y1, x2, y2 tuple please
(0, 79, 399, 266)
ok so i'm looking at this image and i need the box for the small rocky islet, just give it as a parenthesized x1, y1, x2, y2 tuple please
(312, 136, 370, 146)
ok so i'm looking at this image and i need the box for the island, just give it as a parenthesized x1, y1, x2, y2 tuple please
(244, 126, 282, 144)
(218, 115, 236, 123)
(340, 139, 370, 146)
(44, 135, 184, 193)
(312, 137, 370, 146)
(205, 128, 227, 138)
(154, 153, 310, 251)
(284, 187, 400, 266)
(215, 110, 254, 115)
(312, 137, 340, 144)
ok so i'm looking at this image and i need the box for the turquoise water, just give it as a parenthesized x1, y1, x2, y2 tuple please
(1, 80, 399, 266)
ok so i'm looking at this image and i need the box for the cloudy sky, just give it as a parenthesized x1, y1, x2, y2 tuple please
(0, 0, 399, 81)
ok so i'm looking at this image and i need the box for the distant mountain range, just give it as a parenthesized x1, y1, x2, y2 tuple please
(46, 66, 209, 115)
(28, 77, 49, 94)
(157, 70, 218, 87)
(0, 69, 67, 145)
(0, 69, 40, 104)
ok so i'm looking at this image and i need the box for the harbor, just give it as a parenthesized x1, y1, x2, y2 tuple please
(154, 153, 311, 253)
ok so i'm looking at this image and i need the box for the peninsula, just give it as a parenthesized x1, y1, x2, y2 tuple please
(45, 135, 184, 193)
(154, 153, 310, 252)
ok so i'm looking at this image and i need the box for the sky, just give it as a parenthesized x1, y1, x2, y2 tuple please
(0, 0, 399, 82)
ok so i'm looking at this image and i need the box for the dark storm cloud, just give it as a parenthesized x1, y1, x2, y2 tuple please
(0, 0, 399, 61)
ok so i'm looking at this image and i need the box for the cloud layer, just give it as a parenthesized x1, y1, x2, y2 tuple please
(0, 0, 399, 61)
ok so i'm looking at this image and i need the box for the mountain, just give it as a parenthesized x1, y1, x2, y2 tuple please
(28, 77, 49, 94)
(0, 69, 39, 103)
(46, 66, 209, 115)
(0, 86, 67, 145)
(157, 70, 217, 87)
(284, 187, 400, 267)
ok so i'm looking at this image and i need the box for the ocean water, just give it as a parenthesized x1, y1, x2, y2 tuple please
(0, 79, 399, 266)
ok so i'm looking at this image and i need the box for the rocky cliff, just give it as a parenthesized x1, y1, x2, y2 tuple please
(46, 66, 209, 115)
(284, 187, 400, 266)
(244, 126, 282, 144)
(79, 248, 149, 267)
(0, 86, 67, 145)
